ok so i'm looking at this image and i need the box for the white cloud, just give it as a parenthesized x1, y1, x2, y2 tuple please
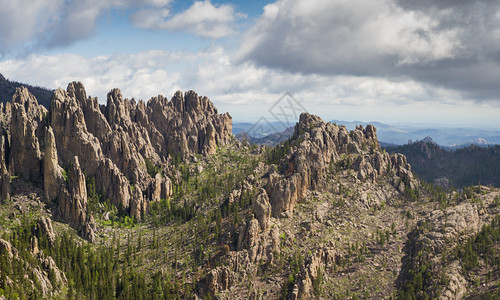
(0, 0, 174, 55)
(0, 51, 182, 101)
(237, 0, 500, 101)
(0, 46, 440, 106)
(238, 0, 463, 71)
(131, 0, 244, 39)
(1, 44, 497, 127)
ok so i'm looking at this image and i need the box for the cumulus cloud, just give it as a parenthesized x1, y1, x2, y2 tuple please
(2, 46, 498, 126)
(0, 0, 173, 55)
(131, 0, 244, 39)
(0, 50, 183, 101)
(238, 0, 500, 101)
(0, 47, 437, 106)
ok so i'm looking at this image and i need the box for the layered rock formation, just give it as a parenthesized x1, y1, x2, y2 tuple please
(0, 83, 232, 236)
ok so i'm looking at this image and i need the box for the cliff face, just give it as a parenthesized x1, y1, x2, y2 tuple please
(0, 83, 232, 235)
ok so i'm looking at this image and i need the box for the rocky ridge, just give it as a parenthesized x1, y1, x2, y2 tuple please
(203, 113, 420, 299)
(0, 83, 232, 238)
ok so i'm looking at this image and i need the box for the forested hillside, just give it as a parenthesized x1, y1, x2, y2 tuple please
(0, 73, 53, 108)
(1, 84, 499, 299)
(386, 140, 500, 188)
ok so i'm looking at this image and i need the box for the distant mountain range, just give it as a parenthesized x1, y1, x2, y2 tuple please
(234, 119, 500, 148)
(0, 73, 53, 108)
(384, 137, 500, 188)
(235, 126, 295, 146)
(233, 121, 296, 146)
(331, 119, 500, 147)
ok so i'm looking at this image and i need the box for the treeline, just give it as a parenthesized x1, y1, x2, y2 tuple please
(0, 73, 53, 108)
(386, 142, 500, 188)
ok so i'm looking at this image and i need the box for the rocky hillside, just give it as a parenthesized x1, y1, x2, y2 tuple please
(0, 83, 232, 239)
(0, 85, 499, 299)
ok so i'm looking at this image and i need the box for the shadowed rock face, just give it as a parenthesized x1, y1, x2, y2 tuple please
(9, 87, 47, 182)
(0, 82, 232, 235)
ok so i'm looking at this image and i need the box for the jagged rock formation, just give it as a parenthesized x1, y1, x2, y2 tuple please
(58, 156, 87, 228)
(0, 215, 67, 299)
(6, 80, 497, 300)
(202, 113, 422, 299)
(293, 245, 338, 299)
(0, 83, 232, 238)
(253, 188, 272, 231)
(0, 126, 10, 200)
(267, 113, 416, 218)
(43, 126, 63, 201)
(0, 238, 16, 259)
(9, 87, 46, 181)
(81, 215, 97, 243)
(35, 217, 56, 246)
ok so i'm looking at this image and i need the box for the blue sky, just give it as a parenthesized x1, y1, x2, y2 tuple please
(0, 0, 499, 128)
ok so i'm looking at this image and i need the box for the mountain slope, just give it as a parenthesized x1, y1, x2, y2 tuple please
(0, 85, 499, 299)
(385, 140, 500, 188)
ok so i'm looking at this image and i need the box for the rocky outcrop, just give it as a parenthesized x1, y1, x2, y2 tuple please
(95, 158, 131, 210)
(205, 266, 236, 295)
(50, 87, 103, 175)
(38, 255, 67, 290)
(46, 82, 230, 219)
(1, 81, 231, 221)
(9, 88, 46, 181)
(0, 238, 16, 259)
(43, 126, 63, 201)
(0, 234, 66, 298)
(147, 90, 232, 157)
(237, 218, 280, 265)
(81, 215, 97, 243)
(0, 127, 10, 200)
(253, 189, 272, 231)
(402, 191, 499, 299)
(266, 113, 416, 218)
(293, 245, 338, 299)
(35, 217, 56, 246)
(58, 156, 87, 227)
